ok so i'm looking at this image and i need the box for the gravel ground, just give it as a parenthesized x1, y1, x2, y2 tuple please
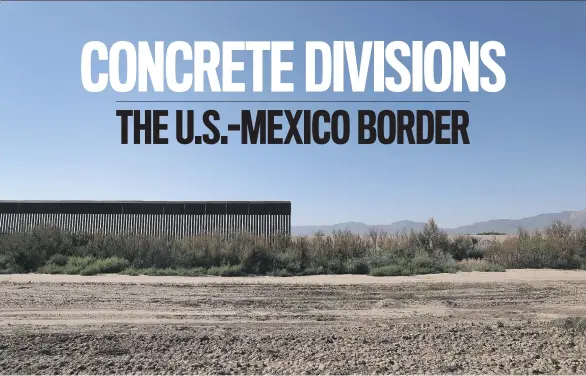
(1, 270, 586, 374)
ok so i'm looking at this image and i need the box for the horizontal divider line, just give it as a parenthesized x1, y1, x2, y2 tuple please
(116, 100, 471, 103)
(4, 0, 583, 2)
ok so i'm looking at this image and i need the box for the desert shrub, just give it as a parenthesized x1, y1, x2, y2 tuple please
(484, 222, 586, 269)
(79, 234, 172, 269)
(369, 253, 456, 276)
(240, 243, 275, 275)
(47, 254, 68, 266)
(370, 264, 411, 276)
(269, 268, 294, 277)
(122, 267, 208, 277)
(414, 253, 457, 274)
(38, 263, 67, 274)
(0, 254, 23, 273)
(38, 256, 93, 274)
(64, 256, 97, 274)
(417, 218, 451, 254)
(411, 254, 440, 274)
(38, 256, 129, 276)
(0, 226, 76, 272)
(484, 238, 514, 268)
(207, 265, 246, 277)
(6, 218, 585, 277)
(457, 259, 506, 272)
(79, 264, 102, 276)
(170, 239, 209, 269)
(318, 259, 344, 274)
(305, 230, 370, 271)
(289, 236, 310, 270)
(464, 242, 486, 260)
(86, 257, 130, 274)
(299, 265, 326, 276)
(170, 233, 249, 269)
(273, 247, 304, 274)
(127, 236, 173, 268)
(448, 236, 479, 261)
(121, 267, 140, 276)
(344, 259, 370, 274)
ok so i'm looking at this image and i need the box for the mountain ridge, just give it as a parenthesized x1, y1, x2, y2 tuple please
(292, 209, 586, 236)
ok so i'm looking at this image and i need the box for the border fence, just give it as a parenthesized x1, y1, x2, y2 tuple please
(0, 201, 291, 239)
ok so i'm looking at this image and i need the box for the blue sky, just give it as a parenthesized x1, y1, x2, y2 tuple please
(0, 1, 585, 227)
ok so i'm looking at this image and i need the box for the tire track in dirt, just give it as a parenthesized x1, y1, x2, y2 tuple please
(1, 271, 586, 374)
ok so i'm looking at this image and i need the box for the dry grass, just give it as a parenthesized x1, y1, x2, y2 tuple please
(2, 220, 586, 277)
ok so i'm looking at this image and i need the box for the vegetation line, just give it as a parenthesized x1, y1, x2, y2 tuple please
(1, 219, 585, 277)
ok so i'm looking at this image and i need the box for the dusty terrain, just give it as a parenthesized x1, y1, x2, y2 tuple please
(1, 270, 586, 375)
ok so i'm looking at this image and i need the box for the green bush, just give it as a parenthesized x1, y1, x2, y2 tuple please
(121, 267, 140, 276)
(485, 222, 586, 269)
(270, 268, 294, 277)
(38, 256, 130, 276)
(240, 244, 275, 275)
(207, 265, 246, 277)
(130, 267, 179, 276)
(13, 217, 586, 277)
(370, 264, 411, 276)
(457, 259, 506, 272)
(299, 265, 326, 276)
(369, 253, 457, 276)
(448, 236, 478, 261)
(47, 254, 68, 266)
(0, 254, 23, 273)
(62, 256, 96, 274)
(344, 259, 370, 274)
(38, 263, 67, 275)
(134, 267, 171, 276)
(84, 257, 130, 274)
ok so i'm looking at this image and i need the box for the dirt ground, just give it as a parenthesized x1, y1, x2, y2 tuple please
(1, 270, 586, 375)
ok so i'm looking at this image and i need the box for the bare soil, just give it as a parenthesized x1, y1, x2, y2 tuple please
(1, 270, 586, 375)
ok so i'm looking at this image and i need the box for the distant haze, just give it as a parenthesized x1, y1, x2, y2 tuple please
(292, 209, 586, 236)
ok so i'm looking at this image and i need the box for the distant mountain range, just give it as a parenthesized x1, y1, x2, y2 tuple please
(292, 209, 586, 236)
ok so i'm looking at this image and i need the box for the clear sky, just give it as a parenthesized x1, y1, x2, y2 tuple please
(0, 1, 585, 227)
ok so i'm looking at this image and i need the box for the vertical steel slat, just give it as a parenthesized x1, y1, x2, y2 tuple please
(0, 202, 291, 239)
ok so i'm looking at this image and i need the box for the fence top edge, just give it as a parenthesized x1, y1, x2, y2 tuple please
(0, 200, 292, 204)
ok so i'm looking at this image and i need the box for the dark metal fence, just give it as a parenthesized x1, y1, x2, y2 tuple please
(0, 201, 291, 239)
